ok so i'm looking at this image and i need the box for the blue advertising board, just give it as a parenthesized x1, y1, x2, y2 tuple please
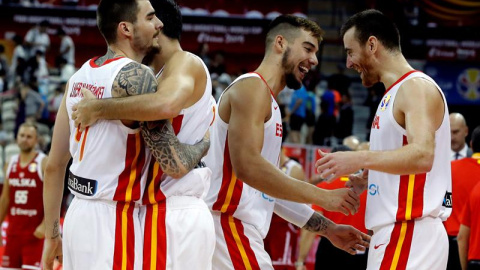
(424, 63, 480, 105)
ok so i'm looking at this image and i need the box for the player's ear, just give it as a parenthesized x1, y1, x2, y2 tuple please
(367, 36, 378, 54)
(274, 35, 288, 53)
(118, 22, 133, 38)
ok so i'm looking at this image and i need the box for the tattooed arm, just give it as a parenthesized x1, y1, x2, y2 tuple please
(109, 62, 209, 178)
(303, 212, 371, 255)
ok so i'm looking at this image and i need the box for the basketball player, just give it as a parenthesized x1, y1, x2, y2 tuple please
(316, 9, 451, 269)
(67, 0, 216, 268)
(42, 0, 210, 269)
(0, 123, 47, 270)
(204, 15, 369, 270)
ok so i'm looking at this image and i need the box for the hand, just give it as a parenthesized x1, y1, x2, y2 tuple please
(43, 237, 63, 270)
(325, 224, 371, 255)
(295, 263, 307, 270)
(320, 188, 360, 215)
(33, 222, 45, 239)
(72, 88, 98, 132)
(315, 150, 363, 180)
(346, 169, 369, 195)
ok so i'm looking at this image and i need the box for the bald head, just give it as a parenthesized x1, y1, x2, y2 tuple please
(450, 113, 468, 152)
(343, 135, 360, 151)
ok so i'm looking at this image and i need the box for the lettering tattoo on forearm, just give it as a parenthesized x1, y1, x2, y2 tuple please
(141, 120, 209, 176)
(51, 219, 60, 239)
(303, 212, 333, 234)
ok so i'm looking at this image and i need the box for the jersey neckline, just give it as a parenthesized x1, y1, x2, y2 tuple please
(249, 72, 277, 102)
(89, 56, 125, 68)
(384, 70, 420, 95)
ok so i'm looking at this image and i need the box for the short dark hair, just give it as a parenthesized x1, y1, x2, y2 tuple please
(266, 15, 324, 51)
(150, 0, 182, 41)
(340, 9, 401, 52)
(97, 0, 139, 44)
(471, 126, 480, 153)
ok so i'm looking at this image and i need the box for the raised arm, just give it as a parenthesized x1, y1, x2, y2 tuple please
(316, 78, 444, 177)
(109, 62, 208, 178)
(72, 52, 200, 126)
(226, 78, 359, 215)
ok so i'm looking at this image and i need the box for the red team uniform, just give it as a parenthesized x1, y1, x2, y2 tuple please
(2, 153, 46, 270)
(462, 182, 480, 264)
(313, 176, 368, 270)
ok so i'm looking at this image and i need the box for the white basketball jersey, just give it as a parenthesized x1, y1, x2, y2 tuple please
(205, 72, 284, 238)
(66, 57, 150, 204)
(366, 70, 452, 230)
(142, 53, 216, 204)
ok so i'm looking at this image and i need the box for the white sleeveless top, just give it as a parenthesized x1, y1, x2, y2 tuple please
(205, 72, 284, 237)
(366, 70, 452, 230)
(143, 53, 216, 204)
(66, 57, 149, 204)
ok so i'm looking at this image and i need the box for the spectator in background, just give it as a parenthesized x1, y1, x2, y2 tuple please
(278, 86, 295, 142)
(288, 84, 308, 143)
(364, 82, 385, 141)
(48, 84, 64, 125)
(296, 145, 368, 270)
(57, 27, 75, 66)
(450, 112, 472, 161)
(24, 20, 50, 58)
(327, 64, 352, 96)
(0, 123, 47, 270)
(343, 135, 360, 151)
(15, 82, 45, 135)
(305, 87, 316, 144)
(264, 148, 306, 269)
(9, 35, 28, 88)
(313, 101, 335, 146)
(209, 51, 226, 75)
(458, 181, 480, 270)
(335, 92, 354, 140)
(445, 126, 480, 270)
(357, 141, 370, 151)
(196, 42, 211, 67)
(57, 56, 75, 83)
(0, 45, 9, 91)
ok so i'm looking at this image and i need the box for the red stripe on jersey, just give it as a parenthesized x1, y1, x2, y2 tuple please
(113, 202, 136, 270)
(79, 127, 89, 162)
(126, 203, 135, 270)
(234, 217, 261, 270)
(380, 222, 402, 270)
(384, 70, 420, 95)
(410, 173, 426, 219)
(157, 201, 167, 270)
(114, 134, 144, 202)
(396, 221, 415, 270)
(142, 158, 167, 205)
(397, 174, 409, 221)
(172, 115, 184, 135)
(221, 214, 260, 270)
(143, 205, 153, 270)
(212, 137, 244, 213)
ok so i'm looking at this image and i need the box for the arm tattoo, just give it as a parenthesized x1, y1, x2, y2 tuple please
(303, 212, 333, 234)
(110, 60, 209, 177)
(51, 219, 60, 239)
(141, 120, 210, 177)
(112, 62, 157, 98)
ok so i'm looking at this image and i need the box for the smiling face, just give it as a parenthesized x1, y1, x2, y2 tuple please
(281, 29, 319, 89)
(343, 27, 378, 88)
(132, 0, 163, 55)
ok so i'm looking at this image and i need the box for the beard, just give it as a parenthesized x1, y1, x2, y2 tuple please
(142, 46, 160, 66)
(282, 47, 302, 90)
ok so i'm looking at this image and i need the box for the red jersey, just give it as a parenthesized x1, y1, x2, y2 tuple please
(444, 154, 480, 236)
(462, 182, 480, 260)
(313, 176, 367, 233)
(6, 152, 46, 236)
